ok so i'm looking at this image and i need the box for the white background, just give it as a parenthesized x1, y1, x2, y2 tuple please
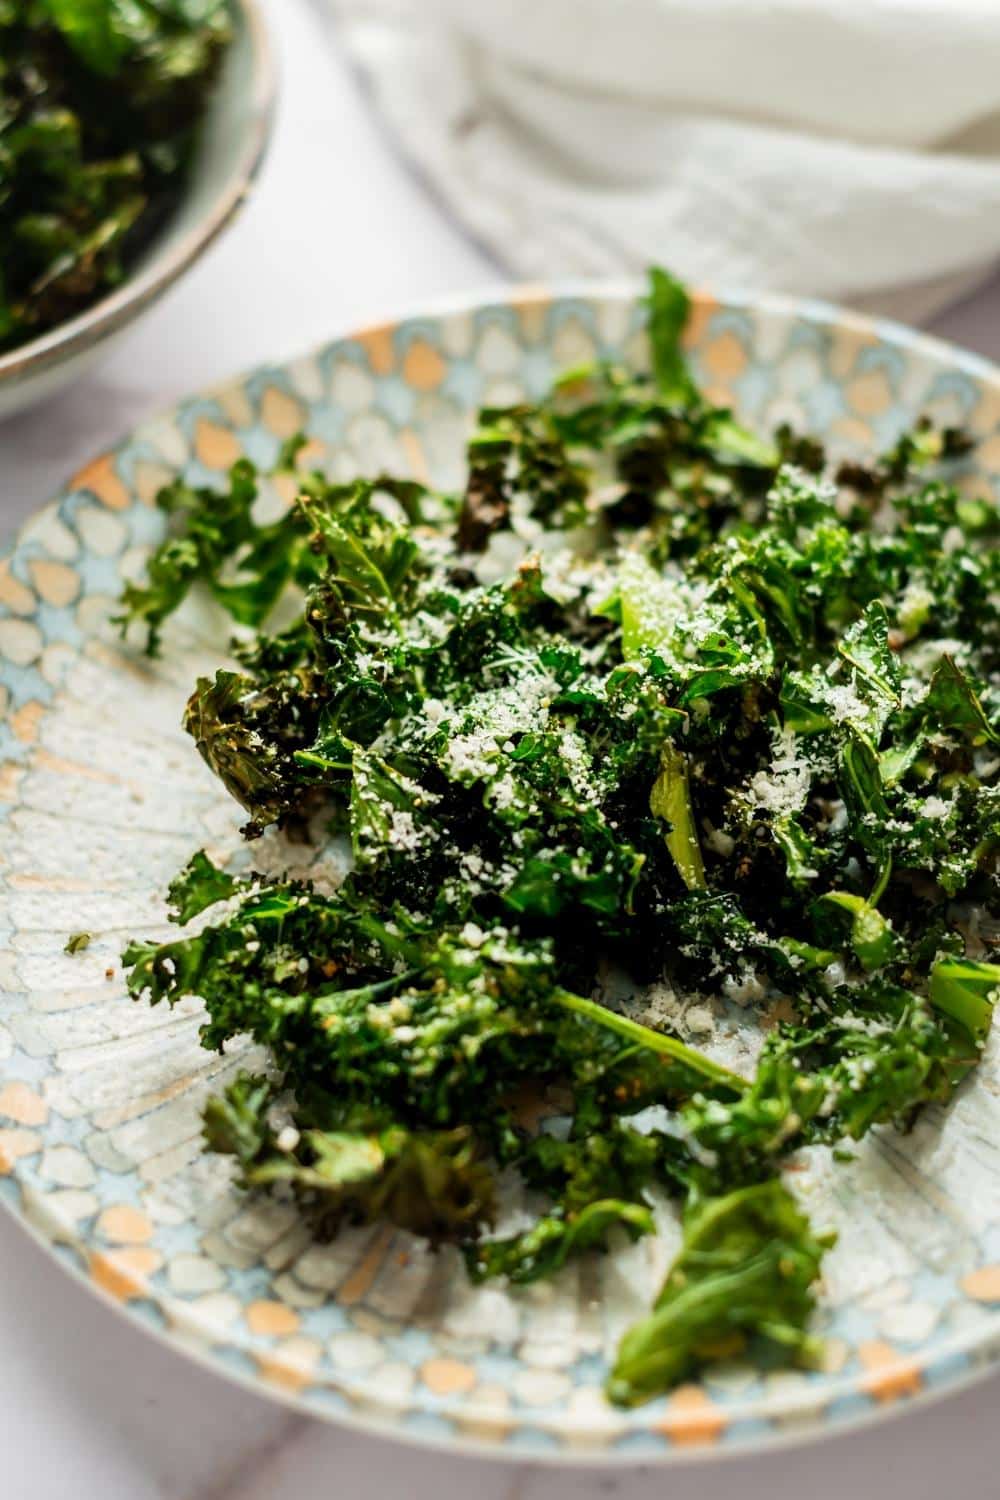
(2, 2, 999, 1494)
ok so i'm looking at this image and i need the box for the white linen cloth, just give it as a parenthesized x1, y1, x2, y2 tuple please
(324, 0, 1000, 319)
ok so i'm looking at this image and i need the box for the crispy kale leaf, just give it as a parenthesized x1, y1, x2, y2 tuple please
(608, 1181, 833, 1406)
(204, 1074, 496, 1244)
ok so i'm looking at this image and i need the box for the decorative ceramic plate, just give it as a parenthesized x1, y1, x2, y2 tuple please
(2, 285, 999, 1461)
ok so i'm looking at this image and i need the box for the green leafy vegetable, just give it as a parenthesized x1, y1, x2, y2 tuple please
(121, 267, 999, 1409)
(646, 266, 697, 404)
(650, 742, 707, 892)
(819, 892, 897, 972)
(608, 1181, 833, 1406)
(929, 957, 1000, 1048)
(205, 1074, 496, 1243)
(0, 0, 230, 352)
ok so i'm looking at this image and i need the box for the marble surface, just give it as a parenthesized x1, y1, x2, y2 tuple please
(2, 1, 1000, 1493)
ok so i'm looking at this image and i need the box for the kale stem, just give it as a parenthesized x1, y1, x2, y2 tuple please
(869, 855, 892, 907)
(928, 958, 1000, 1047)
(552, 989, 749, 1092)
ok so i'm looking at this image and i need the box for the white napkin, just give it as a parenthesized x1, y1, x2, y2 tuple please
(325, 0, 1000, 319)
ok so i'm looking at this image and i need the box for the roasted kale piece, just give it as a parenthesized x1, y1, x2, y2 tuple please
(203, 1074, 497, 1244)
(0, 0, 230, 351)
(122, 268, 1000, 1407)
(608, 1181, 834, 1406)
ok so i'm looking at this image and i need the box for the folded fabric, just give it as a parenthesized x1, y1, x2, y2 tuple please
(326, 0, 1000, 318)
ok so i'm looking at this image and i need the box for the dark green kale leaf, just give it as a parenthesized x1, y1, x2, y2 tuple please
(467, 1199, 654, 1284)
(685, 962, 998, 1183)
(459, 405, 590, 546)
(116, 459, 319, 655)
(184, 667, 324, 837)
(205, 1074, 496, 1243)
(923, 656, 999, 747)
(465, 1121, 694, 1284)
(166, 847, 239, 922)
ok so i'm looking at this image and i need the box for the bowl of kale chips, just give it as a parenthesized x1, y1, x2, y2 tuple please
(0, 0, 274, 418)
